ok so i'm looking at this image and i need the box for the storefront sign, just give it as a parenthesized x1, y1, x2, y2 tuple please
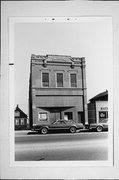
(100, 107, 108, 110)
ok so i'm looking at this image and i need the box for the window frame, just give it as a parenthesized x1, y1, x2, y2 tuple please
(42, 72, 49, 87)
(38, 112, 48, 121)
(15, 111, 20, 117)
(21, 118, 25, 125)
(15, 119, 19, 125)
(64, 112, 73, 120)
(70, 73, 77, 87)
(56, 72, 64, 88)
(99, 111, 108, 119)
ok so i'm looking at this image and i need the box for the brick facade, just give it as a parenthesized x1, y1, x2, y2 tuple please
(29, 54, 88, 127)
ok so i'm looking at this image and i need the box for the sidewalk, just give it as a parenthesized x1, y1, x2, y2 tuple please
(15, 130, 30, 136)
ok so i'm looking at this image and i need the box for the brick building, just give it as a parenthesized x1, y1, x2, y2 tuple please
(88, 90, 108, 124)
(14, 105, 28, 130)
(29, 54, 88, 128)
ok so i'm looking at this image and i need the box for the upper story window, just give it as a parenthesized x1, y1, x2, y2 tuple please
(57, 73, 63, 87)
(42, 73, 49, 87)
(70, 74, 77, 87)
(15, 111, 20, 117)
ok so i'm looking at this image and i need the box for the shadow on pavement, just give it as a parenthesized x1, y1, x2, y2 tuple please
(27, 129, 101, 135)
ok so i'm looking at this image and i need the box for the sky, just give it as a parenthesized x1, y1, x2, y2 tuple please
(14, 18, 112, 114)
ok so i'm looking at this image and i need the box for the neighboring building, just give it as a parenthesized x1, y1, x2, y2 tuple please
(14, 105, 28, 130)
(88, 90, 108, 124)
(29, 54, 88, 128)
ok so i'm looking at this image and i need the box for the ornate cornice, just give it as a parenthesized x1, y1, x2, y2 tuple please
(31, 54, 85, 68)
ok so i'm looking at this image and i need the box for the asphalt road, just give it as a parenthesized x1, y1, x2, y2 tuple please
(15, 130, 108, 161)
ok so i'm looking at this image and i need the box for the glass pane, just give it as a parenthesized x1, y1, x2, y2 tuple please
(16, 119, 19, 125)
(38, 112, 48, 121)
(57, 73, 63, 87)
(15, 111, 20, 117)
(64, 112, 73, 120)
(21, 119, 24, 125)
(42, 73, 49, 87)
(70, 74, 77, 87)
(99, 111, 108, 121)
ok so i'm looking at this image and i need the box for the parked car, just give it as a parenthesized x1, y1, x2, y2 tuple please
(32, 119, 84, 134)
(88, 119, 108, 132)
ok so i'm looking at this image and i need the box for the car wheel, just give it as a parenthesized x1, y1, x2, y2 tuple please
(41, 127, 48, 134)
(70, 127, 76, 133)
(96, 126, 103, 132)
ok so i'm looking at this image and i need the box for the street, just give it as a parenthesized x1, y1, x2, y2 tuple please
(15, 130, 108, 161)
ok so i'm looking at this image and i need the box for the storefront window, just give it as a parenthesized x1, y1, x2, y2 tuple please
(64, 112, 73, 120)
(38, 112, 48, 121)
(99, 111, 108, 119)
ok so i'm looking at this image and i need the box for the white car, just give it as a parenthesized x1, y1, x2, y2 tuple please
(89, 119, 108, 132)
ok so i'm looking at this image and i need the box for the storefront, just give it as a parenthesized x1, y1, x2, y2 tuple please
(95, 101, 108, 123)
(29, 54, 88, 127)
(88, 90, 108, 124)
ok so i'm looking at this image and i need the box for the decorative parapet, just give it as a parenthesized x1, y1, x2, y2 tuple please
(81, 57, 86, 67)
(31, 54, 46, 60)
(31, 54, 84, 68)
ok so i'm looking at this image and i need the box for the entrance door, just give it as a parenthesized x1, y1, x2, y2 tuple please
(78, 112, 84, 124)
(50, 112, 61, 122)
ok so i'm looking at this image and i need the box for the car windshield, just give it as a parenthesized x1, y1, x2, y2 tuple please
(52, 120, 66, 125)
(52, 121, 57, 124)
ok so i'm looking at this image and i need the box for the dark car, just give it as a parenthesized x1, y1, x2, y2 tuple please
(32, 119, 84, 134)
(89, 119, 108, 132)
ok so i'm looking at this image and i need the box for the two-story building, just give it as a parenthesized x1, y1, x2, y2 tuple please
(14, 105, 28, 130)
(29, 54, 88, 128)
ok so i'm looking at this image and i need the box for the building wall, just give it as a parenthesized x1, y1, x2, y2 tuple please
(32, 106, 84, 125)
(15, 118, 27, 130)
(88, 102, 96, 124)
(95, 101, 108, 123)
(29, 55, 88, 126)
(32, 63, 83, 89)
(88, 101, 108, 124)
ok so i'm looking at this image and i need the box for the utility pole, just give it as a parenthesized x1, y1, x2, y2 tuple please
(81, 57, 88, 125)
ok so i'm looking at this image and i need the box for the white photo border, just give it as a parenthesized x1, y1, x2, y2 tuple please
(2, 2, 119, 179)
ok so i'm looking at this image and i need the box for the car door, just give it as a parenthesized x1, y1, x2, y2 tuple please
(103, 121, 108, 129)
(59, 121, 68, 129)
(49, 121, 61, 130)
(102, 119, 108, 129)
